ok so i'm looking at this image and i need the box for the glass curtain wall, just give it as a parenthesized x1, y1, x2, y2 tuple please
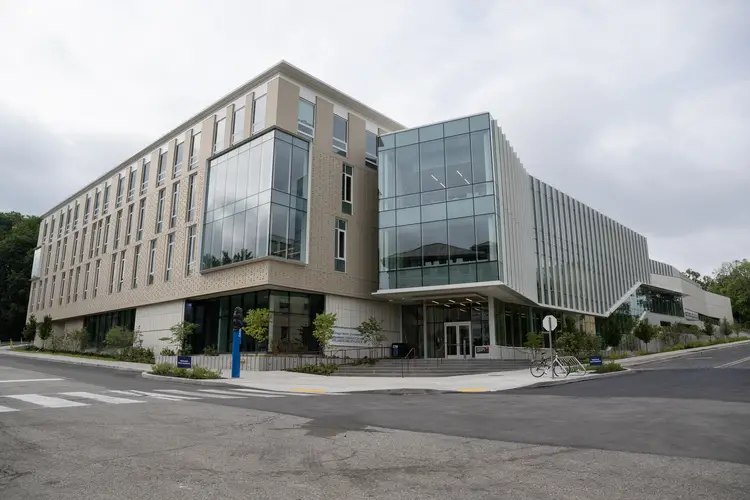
(378, 114, 499, 290)
(83, 308, 136, 348)
(628, 285, 685, 318)
(202, 129, 308, 270)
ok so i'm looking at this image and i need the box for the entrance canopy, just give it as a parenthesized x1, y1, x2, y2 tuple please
(372, 280, 537, 307)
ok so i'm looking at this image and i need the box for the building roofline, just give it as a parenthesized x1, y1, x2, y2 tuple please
(41, 60, 406, 218)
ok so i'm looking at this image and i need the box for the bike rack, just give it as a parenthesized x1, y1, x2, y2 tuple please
(555, 356, 588, 377)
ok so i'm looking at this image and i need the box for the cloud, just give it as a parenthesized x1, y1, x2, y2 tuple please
(0, 0, 747, 276)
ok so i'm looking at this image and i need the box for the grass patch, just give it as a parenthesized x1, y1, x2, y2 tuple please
(150, 362, 222, 379)
(11, 347, 120, 362)
(593, 362, 625, 373)
(12, 345, 155, 364)
(286, 364, 339, 376)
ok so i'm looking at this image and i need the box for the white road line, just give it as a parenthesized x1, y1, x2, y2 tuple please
(155, 389, 244, 399)
(109, 390, 198, 401)
(228, 388, 313, 396)
(0, 405, 18, 413)
(715, 355, 750, 369)
(59, 392, 145, 405)
(197, 389, 284, 398)
(5, 394, 88, 408)
(0, 378, 65, 384)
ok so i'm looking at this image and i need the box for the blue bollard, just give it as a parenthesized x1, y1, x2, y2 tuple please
(232, 328, 241, 378)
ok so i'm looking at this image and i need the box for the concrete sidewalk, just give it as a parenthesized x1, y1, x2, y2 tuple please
(0, 347, 152, 372)
(617, 339, 750, 368)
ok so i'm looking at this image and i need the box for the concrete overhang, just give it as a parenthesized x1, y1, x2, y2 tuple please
(372, 281, 537, 307)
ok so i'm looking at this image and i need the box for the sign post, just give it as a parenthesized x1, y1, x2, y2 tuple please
(542, 315, 558, 378)
(231, 307, 244, 379)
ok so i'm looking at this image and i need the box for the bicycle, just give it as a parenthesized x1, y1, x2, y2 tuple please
(529, 351, 569, 378)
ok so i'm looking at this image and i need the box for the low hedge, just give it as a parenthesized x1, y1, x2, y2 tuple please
(16, 345, 155, 364)
(593, 362, 625, 373)
(150, 362, 222, 379)
(286, 364, 339, 376)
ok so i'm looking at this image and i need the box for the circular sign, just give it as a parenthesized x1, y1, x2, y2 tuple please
(542, 315, 558, 332)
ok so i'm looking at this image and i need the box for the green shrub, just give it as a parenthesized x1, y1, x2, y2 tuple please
(151, 362, 174, 375)
(287, 364, 339, 375)
(105, 326, 136, 349)
(594, 362, 625, 373)
(685, 341, 709, 349)
(636, 350, 650, 356)
(188, 366, 222, 379)
(608, 352, 629, 360)
(149, 362, 221, 379)
(160, 347, 176, 356)
(119, 346, 155, 363)
(203, 345, 219, 356)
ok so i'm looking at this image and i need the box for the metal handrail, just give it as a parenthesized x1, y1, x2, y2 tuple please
(401, 348, 416, 378)
(435, 344, 446, 367)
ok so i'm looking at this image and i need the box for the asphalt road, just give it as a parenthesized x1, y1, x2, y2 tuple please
(1, 345, 749, 500)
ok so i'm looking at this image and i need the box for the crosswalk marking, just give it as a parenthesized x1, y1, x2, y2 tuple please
(155, 389, 244, 399)
(229, 388, 313, 396)
(0, 404, 18, 413)
(60, 392, 145, 405)
(197, 388, 284, 398)
(5, 394, 88, 408)
(109, 390, 199, 401)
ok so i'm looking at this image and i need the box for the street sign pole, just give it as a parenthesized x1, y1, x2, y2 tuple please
(542, 315, 558, 378)
(231, 307, 244, 379)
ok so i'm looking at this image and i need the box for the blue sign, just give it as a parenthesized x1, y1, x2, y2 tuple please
(177, 356, 192, 369)
(589, 356, 603, 366)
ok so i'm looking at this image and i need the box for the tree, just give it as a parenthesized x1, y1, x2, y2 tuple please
(22, 314, 38, 343)
(719, 317, 732, 338)
(68, 328, 89, 352)
(170, 321, 198, 355)
(633, 321, 657, 348)
(523, 332, 543, 360)
(706, 259, 750, 325)
(243, 308, 270, 351)
(38, 314, 53, 349)
(599, 307, 635, 351)
(105, 326, 136, 350)
(312, 312, 337, 353)
(702, 321, 715, 340)
(0, 212, 41, 342)
(355, 317, 386, 347)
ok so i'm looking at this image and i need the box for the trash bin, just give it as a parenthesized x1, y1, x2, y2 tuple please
(391, 342, 409, 358)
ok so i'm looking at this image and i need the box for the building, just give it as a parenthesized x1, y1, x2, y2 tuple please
(26, 61, 733, 358)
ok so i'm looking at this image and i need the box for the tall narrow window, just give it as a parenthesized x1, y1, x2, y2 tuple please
(109, 254, 117, 294)
(73, 266, 80, 302)
(118, 250, 126, 292)
(116, 175, 124, 207)
(60, 237, 67, 267)
(93, 260, 100, 297)
(186, 174, 197, 222)
(137, 199, 146, 241)
(103, 184, 110, 214)
(72, 202, 80, 230)
(132, 245, 141, 289)
(147, 239, 157, 285)
(342, 165, 353, 214)
(54, 241, 60, 272)
(89, 221, 96, 258)
(113, 209, 122, 250)
(128, 168, 137, 201)
(157, 150, 167, 186)
(79, 228, 86, 262)
(49, 276, 56, 307)
(140, 160, 150, 195)
(66, 269, 73, 303)
(40, 279, 46, 309)
(366, 130, 378, 165)
(65, 206, 72, 233)
(71, 232, 78, 266)
(252, 95, 266, 133)
(298, 98, 315, 139)
(185, 225, 197, 276)
(59, 271, 66, 305)
(95, 220, 103, 256)
(42, 220, 48, 243)
(213, 117, 226, 152)
(125, 204, 134, 245)
(102, 216, 110, 253)
(169, 182, 180, 229)
(333, 114, 348, 156)
(232, 106, 245, 143)
(50, 216, 56, 238)
(83, 263, 90, 300)
(58, 210, 64, 237)
(165, 233, 175, 281)
(173, 141, 184, 178)
(93, 189, 101, 218)
(155, 189, 166, 233)
(189, 132, 201, 169)
(45, 244, 51, 275)
(83, 195, 91, 225)
(335, 219, 347, 272)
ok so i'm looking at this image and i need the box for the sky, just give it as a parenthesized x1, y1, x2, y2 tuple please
(0, 0, 747, 276)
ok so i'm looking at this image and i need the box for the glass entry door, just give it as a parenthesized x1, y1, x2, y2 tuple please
(444, 322, 472, 359)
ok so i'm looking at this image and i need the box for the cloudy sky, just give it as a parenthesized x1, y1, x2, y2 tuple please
(0, 0, 747, 276)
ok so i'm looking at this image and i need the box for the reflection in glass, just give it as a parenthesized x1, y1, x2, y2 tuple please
(396, 224, 421, 269)
(378, 149, 395, 199)
(475, 214, 498, 262)
(445, 134, 472, 188)
(395, 145, 420, 196)
(448, 217, 476, 264)
(420, 139, 445, 192)
(470, 130, 492, 184)
(270, 203, 289, 258)
(273, 139, 292, 193)
(422, 220, 448, 266)
(255, 203, 269, 258)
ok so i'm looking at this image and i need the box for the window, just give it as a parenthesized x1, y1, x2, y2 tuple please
(173, 141, 184, 178)
(298, 98, 315, 139)
(65, 206, 71, 233)
(93, 260, 100, 297)
(54, 241, 60, 271)
(213, 117, 225, 152)
(157, 150, 167, 185)
(140, 160, 150, 195)
(232, 106, 245, 143)
(45, 244, 51, 275)
(335, 219, 347, 272)
(59, 271, 66, 305)
(189, 132, 201, 169)
(72, 202, 79, 230)
(95, 220, 103, 256)
(333, 114, 348, 156)
(93, 190, 101, 218)
(79, 228, 86, 262)
(58, 210, 64, 237)
(366, 130, 378, 165)
(113, 210, 122, 250)
(89, 221, 96, 258)
(83, 195, 91, 225)
(252, 94, 266, 133)
(169, 182, 180, 229)
(342, 165, 353, 214)
(71, 232, 78, 266)
(73, 266, 80, 302)
(50, 216, 56, 238)
(49, 276, 56, 307)
(185, 225, 197, 276)
(132, 245, 140, 288)
(116, 175, 124, 207)
(40, 279, 46, 309)
(109, 254, 117, 294)
(83, 263, 90, 300)
(155, 189, 166, 233)
(103, 184, 110, 214)
(66, 270, 73, 304)
(118, 251, 126, 292)
(42, 220, 48, 243)
(125, 204, 134, 245)
(147, 240, 157, 284)
(165, 233, 175, 281)
(186, 174, 197, 222)
(60, 237, 67, 267)
(102, 216, 110, 254)
(127, 169, 137, 201)
(137, 199, 146, 241)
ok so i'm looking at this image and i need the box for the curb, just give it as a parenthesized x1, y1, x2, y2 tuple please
(522, 368, 635, 389)
(0, 350, 148, 372)
(141, 372, 231, 386)
(619, 339, 750, 368)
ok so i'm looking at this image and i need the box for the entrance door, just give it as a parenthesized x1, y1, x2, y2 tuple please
(444, 322, 472, 359)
